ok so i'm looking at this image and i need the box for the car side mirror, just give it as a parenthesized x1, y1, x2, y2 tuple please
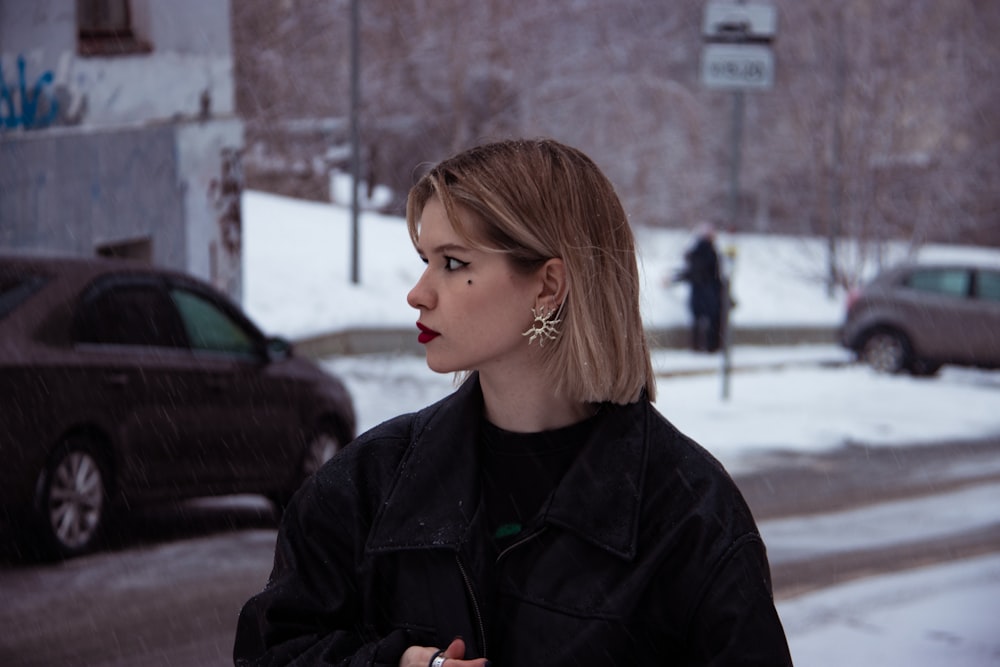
(265, 336, 292, 362)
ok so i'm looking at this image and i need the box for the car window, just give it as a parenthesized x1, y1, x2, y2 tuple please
(75, 283, 188, 347)
(905, 269, 970, 298)
(169, 288, 258, 358)
(0, 273, 48, 320)
(977, 270, 1000, 302)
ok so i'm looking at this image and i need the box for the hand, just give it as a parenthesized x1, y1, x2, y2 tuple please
(399, 636, 490, 667)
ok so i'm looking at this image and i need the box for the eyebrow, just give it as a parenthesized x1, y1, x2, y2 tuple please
(418, 242, 472, 256)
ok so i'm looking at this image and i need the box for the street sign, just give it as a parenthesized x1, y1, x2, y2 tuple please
(703, 2, 777, 41)
(700, 43, 774, 90)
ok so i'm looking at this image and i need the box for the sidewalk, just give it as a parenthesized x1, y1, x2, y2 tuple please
(650, 341, 852, 378)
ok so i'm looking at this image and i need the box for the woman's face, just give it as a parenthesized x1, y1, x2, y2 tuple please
(407, 196, 541, 375)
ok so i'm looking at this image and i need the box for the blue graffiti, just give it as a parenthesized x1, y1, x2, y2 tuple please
(0, 55, 60, 131)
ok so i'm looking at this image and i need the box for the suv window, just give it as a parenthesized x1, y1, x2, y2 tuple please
(75, 283, 187, 347)
(977, 270, 1000, 302)
(170, 288, 258, 358)
(905, 268, 970, 298)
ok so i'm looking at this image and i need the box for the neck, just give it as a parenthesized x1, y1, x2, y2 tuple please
(478, 367, 594, 433)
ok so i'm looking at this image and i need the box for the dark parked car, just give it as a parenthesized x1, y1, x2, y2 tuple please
(840, 261, 1000, 375)
(0, 254, 355, 559)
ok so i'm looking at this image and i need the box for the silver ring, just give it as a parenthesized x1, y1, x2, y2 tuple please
(431, 657, 446, 667)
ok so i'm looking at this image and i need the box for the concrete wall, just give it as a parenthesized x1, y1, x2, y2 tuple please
(0, 125, 183, 264)
(0, 119, 244, 299)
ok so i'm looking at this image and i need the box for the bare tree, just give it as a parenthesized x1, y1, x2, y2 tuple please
(232, 0, 1000, 248)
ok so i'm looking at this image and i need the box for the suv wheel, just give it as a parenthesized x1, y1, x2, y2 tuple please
(35, 436, 110, 559)
(861, 330, 909, 374)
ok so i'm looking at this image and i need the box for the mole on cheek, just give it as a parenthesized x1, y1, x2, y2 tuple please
(467, 280, 473, 285)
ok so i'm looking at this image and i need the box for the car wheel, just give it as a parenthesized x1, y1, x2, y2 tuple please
(272, 422, 346, 513)
(861, 330, 909, 374)
(301, 427, 343, 479)
(909, 359, 942, 377)
(35, 437, 111, 559)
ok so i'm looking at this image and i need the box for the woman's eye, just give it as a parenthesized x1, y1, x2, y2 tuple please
(444, 256, 468, 271)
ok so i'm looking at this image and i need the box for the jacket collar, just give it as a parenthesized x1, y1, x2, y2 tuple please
(366, 374, 648, 560)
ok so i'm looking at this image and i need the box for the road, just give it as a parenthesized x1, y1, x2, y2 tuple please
(739, 437, 1000, 597)
(2, 437, 999, 667)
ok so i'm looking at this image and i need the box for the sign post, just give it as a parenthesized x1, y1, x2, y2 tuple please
(701, 2, 775, 400)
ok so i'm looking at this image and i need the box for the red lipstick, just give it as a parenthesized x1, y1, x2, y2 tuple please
(416, 322, 440, 344)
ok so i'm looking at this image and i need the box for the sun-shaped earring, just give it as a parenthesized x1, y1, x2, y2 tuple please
(522, 305, 561, 346)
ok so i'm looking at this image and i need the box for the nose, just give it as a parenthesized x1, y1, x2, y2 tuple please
(407, 269, 435, 311)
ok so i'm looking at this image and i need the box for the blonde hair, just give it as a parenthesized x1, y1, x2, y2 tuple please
(406, 138, 655, 404)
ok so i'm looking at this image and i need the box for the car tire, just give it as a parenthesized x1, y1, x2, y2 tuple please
(272, 420, 347, 513)
(909, 358, 942, 377)
(34, 436, 111, 559)
(301, 425, 343, 480)
(861, 329, 910, 374)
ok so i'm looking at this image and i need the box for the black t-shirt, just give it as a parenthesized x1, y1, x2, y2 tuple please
(479, 413, 597, 550)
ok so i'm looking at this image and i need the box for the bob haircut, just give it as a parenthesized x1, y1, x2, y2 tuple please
(406, 138, 655, 404)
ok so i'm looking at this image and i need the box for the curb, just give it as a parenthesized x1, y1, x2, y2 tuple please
(292, 325, 839, 359)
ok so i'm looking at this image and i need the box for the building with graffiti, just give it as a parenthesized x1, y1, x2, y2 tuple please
(0, 0, 245, 301)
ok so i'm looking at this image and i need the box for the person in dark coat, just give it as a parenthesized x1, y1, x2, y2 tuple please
(675, 224, 724, 352)
(233, 139, 791, 667)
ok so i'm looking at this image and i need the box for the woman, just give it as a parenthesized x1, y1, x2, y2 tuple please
(234, 139, 792, 666)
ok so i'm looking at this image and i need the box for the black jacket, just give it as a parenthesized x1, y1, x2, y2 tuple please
(676, 238, 722, 289)
(234, 375, 792, 666)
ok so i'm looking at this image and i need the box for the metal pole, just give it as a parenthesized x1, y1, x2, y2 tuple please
(349, 0, 361, 284)
(827, 6, 845, 298)
(722, 89, 744, 401)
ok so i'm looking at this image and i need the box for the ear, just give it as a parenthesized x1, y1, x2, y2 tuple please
(536, 257, 568, 308)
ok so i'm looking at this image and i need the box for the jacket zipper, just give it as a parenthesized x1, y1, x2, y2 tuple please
(496, 525, 546, 563)
(455, 525, 546, 657)
(455, 554, 488, 657)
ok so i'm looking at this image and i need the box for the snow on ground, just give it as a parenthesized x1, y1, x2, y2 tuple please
(244, 187, 1000, 460)
(320, 349, 1000, 473)
(243, 189, 850, 339)
(244, 188, 1000, 666)
(779, 554, 1000, 667)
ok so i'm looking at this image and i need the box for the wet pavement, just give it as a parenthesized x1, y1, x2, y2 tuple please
(739, 437, 1000, 596)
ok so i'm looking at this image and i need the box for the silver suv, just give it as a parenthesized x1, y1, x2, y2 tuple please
(840, 261, 1000, 375)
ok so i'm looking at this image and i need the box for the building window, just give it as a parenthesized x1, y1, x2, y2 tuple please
(77, 0, 151, 56)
